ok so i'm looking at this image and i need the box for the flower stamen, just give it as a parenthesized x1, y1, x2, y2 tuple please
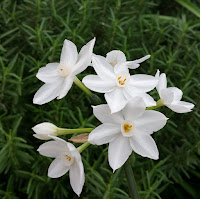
(65, 155, 71, 161)
(124, 124, 132, 132)
(116, 72, 130, 87)
(118, 76, 127, 85)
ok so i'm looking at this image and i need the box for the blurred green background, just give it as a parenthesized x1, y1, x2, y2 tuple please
(0, 0, 200, 198)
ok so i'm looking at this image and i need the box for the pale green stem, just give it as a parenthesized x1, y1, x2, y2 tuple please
(77, 141, 90, 153)
(74, 76, 93, 96)
(56, 128, 93, 136)
(73, 76, 102, 105)
(146, 99, 165, 110)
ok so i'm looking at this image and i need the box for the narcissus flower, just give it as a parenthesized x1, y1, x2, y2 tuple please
(82, 54, 158, 113)
(155, 70, 194, 113)
(33, 38, 95, 105)
(37, 136, 84, 196)
(88, 97, 168, 171)
(32, 122, 58, 140)
(106, 50, 150, 69)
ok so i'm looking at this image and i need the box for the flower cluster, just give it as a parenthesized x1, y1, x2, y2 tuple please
(32, 38, 194, 196)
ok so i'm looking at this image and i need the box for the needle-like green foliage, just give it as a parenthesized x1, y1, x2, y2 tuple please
(0, 0, 200, 198)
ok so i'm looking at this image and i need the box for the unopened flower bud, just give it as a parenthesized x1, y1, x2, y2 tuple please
(32, 122, 58, 140)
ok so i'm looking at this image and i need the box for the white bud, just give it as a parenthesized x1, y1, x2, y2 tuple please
(32, 122, 58, 140)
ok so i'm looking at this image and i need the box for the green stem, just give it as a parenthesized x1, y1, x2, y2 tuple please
(74, 76, 93, 96)
(124, 159, 140, 199)
(74, 76, 102, 105)
(77, 141, 90, 153)
(146, 99, 164, 110)
(57, 128, 94, 136)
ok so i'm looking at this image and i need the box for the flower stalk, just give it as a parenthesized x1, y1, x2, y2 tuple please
(146, 99, 164, 110)
(57, 128, 94, 136)
(124, 159, 140, 199)
(74, 76, 102, 105)
(77, 141, 90, 153)
(74, 76, 93, 96)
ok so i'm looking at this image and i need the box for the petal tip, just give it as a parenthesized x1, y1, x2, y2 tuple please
(36, 147, 41, 152)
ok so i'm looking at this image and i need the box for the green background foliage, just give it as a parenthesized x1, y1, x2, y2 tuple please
(0, 0, 200, 198)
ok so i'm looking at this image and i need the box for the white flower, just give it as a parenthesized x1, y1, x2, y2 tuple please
(88, 97, 168, 171)
(33, 38, 96, 105)
(37, 135, 84, 196)
(155, 70, 194, 113)
(106, 50, 150, 69)
(82, 54, 158, 113)
(32, 122, 58, 140)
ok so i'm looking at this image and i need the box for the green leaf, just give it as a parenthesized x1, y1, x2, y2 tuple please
(176, 0, 200, 18)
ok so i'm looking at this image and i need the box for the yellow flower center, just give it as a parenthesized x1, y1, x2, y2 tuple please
(121, 120, 134, 137)
(116, 72, 130, 87)
(124, 124, 133, 132)
(118, 76, 127, 85)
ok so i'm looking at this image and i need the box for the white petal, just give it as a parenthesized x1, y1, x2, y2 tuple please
(129, 74, 158, 92)
(156, 73, 167, 94)
(126, 55, 150, 69)
(60, 39, 78, 67)
(106, 50, 126, 66)
(82, 75, 115, 93)
(91, 54, 115, 80)
(123, 97, 146, 121)
(105, 88, 127, 113)
(123, 84, 143, 100)
(72, 38, 96, 75)
(48, 157, 70, 178)
(70, 159, 85, 196)
(37, 141, 65, 158)
(131, 55, 150, 64)
(36, 63, 60, 83)
(33, 78, 64, 105)
(129, 131, 159, 160)
(160, 88, 174, 104)
(49, 135, 71, 150)
(57, 75, 74, 99)
(92, 104, 124, 124)
(32, 122, 57, 134)
(125, 62, 140, 69)
(66, 143, 83, 169)
(114, 63, 129, 74)
(164, 87, 183, 102)
(49, 135, 70, 145)
(33, 134, 52, 140)
(155, 69, 160, 79)
(108, 135, 132, 171)
(139, 93, 157, 107)
(88, 123, 121, 145)
(123, 86, 156, 107)
(135, 110, 168, 134)
(167, 101, 194, 113)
